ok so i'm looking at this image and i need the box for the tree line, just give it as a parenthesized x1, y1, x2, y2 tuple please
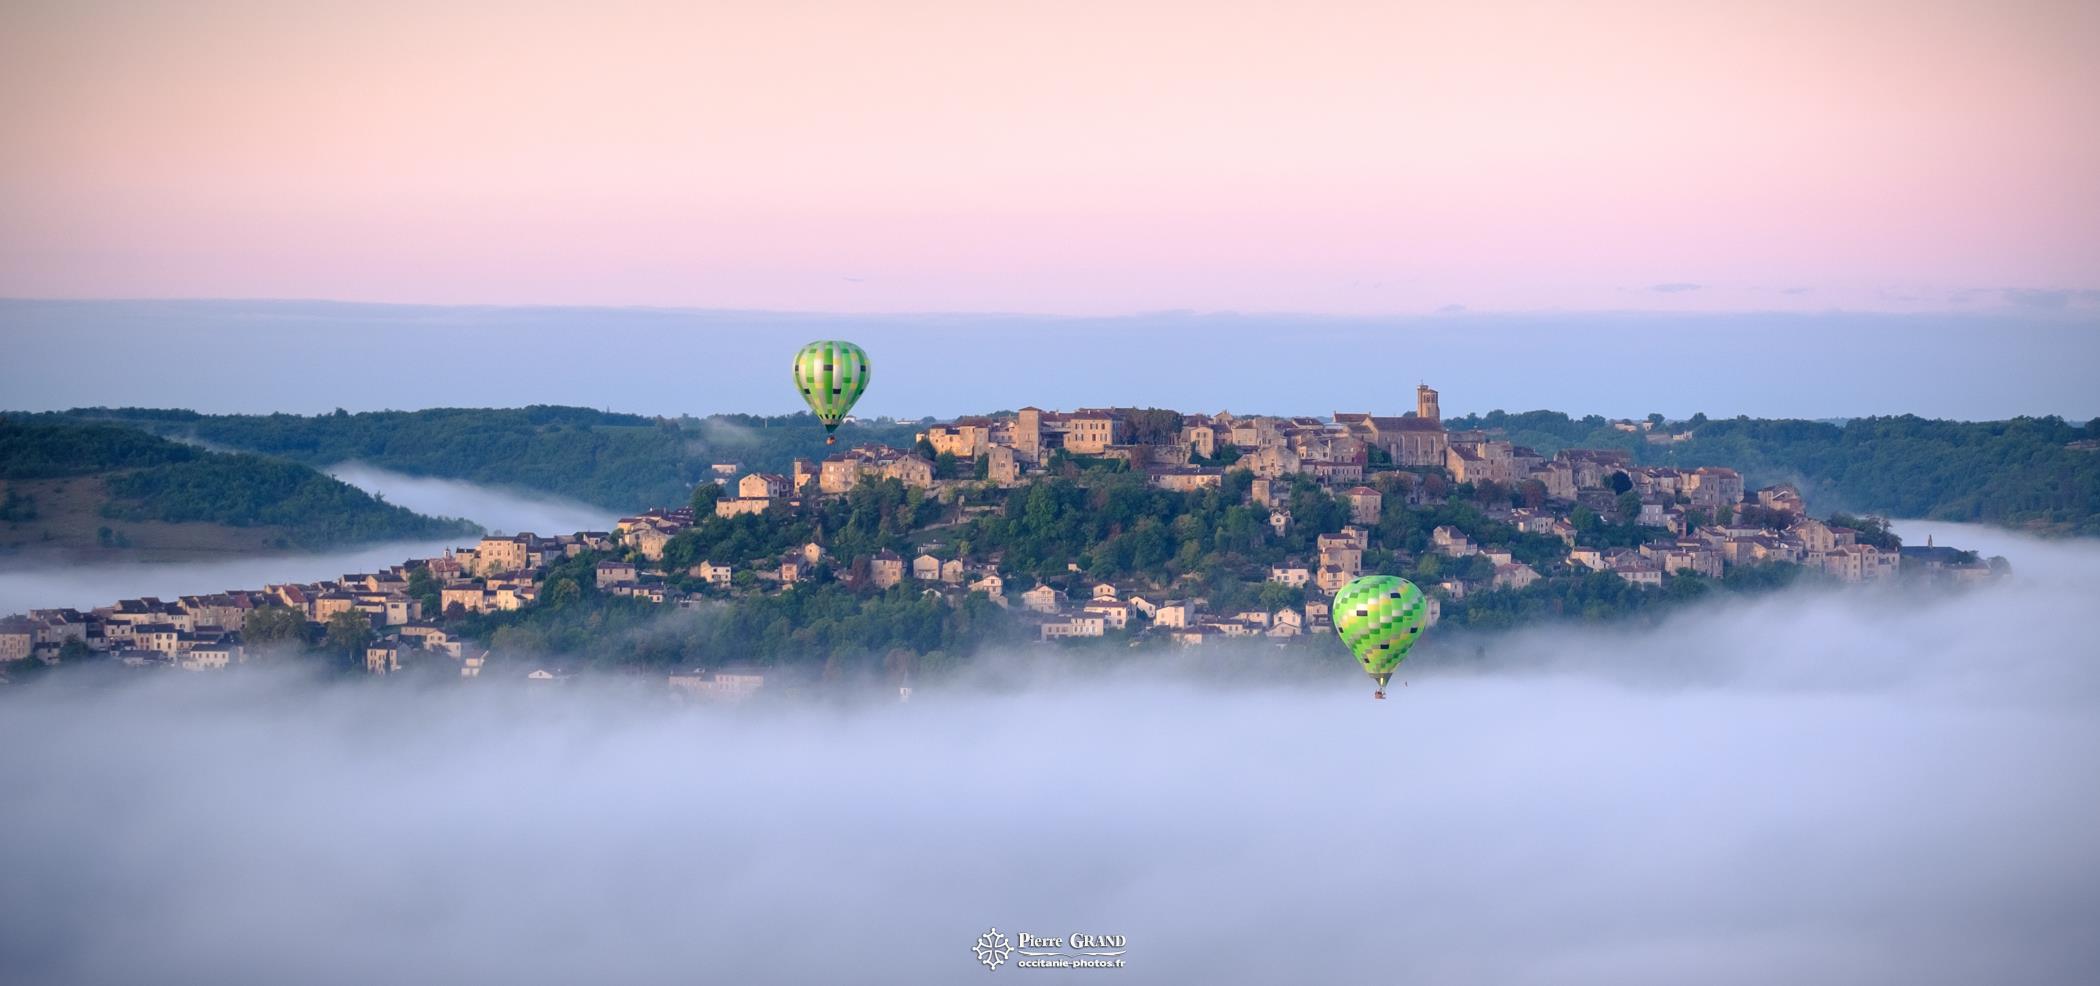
(1, 418, 478, 548)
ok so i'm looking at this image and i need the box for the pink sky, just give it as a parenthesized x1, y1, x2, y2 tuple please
(1, 0, 2095, 315)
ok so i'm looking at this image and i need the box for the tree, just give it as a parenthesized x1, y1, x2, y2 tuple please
(1608, 471, 1633, 495)
(244, 605, 308, 648)
(1616, 490, 1643, 524)
(690, 481, 723, 514)
(1126, 409, 1185, 446)
(406, 565, 441, 616)
(546, 577, 582, 608)
(1257, 581, 1305, 612)
(324, 611, 375, 664)
(1518, 479, 1548, 509)
(1829, 512, 1901, 549)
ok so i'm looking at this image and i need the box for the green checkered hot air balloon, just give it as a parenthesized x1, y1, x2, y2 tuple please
(1333, 575, 1429, 699)
(791, 340, 871, 444)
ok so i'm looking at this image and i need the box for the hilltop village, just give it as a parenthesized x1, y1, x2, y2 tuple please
(1, 386, 2002, 691)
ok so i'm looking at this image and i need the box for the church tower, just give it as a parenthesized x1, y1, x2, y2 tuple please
(1416, 384, 1441, 423)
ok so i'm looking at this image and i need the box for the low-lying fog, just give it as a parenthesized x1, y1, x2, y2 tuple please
(3, 523, 2096, 984)
(0, 538, 463, 615)
(324, 461, 614, 536)
(0, 466, 609, 615)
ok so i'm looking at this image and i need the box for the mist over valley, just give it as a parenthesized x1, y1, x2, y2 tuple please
(3, 524, 2095, 984)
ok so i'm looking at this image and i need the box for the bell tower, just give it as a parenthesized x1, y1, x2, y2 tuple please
(1416, 384, 1440, 423)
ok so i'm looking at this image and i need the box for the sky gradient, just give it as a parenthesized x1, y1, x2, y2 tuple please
(2, 0, 2096, 315)
(7, 300, 2097, 421)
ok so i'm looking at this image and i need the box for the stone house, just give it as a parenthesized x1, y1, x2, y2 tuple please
(714, 497, 773, 518)
(1757, 485, 1805, 515)
(1081, 600, 1132, 630)
(1148, 466, 1222, 491)
(1020, 583, 1063, 614)
(629, 526, 673, 562)
(1343, 486, 1382, 524)
(1431, 526, 1477, 557)
(691, 561, 733, 587)
(1492, 563, 1542, 590)
(869, 550, 904, 589)
(912, 554, 942, 581)
(0, 618, 34, 662)
(472, 536, 531, 575)
(1040, 615, 1107, 639)
(985, 445, 1021, 486)
(365, 641, 401, 675)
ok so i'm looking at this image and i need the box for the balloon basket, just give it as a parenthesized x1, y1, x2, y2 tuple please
(826, 436, 837, 445)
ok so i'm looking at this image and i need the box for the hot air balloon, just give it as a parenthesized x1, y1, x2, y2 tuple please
(791, 340, 871, 444)
(1332, 575, 1430, 699)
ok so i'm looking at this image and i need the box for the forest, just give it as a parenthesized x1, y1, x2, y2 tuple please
(0, 418, 478, 548)
(26, 406, 926, 510)
(1445, 410, 2100, 534)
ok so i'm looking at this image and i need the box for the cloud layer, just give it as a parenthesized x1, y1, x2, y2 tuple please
(2, 524, 2097, 984)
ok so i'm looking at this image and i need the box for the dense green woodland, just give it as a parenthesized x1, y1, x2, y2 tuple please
(1446, 410, 2100, 534)
(0, 418, 477, 548)
(23, 405, 2100, 534)
(30, 406, 925, 510)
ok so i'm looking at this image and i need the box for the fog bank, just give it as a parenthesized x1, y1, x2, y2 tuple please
(0, 468, 607, 615)
(5, 535, 2098, 984)
(326, 461, 614, 535)
(0, 538, 458, 615)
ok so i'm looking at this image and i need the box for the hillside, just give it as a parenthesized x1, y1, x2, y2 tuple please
(32, 406, 928, 510)
(0, 419, 479, 560)
(29, 405, 2100, 536)
(1443, 410, 2100, 535)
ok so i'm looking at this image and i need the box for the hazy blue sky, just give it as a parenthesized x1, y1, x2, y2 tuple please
(3, 299, 2095, 421)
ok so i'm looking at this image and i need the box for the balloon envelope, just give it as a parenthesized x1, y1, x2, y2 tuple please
(1332, 575, 1429, 678)
(792, 340, 871, 432)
